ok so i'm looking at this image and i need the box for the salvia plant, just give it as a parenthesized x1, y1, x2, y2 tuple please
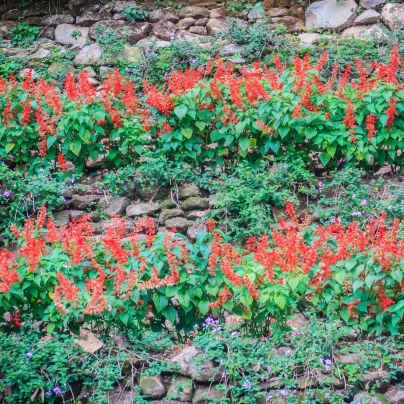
(0, 47, 403, 172)
(1, 203, 404, 336)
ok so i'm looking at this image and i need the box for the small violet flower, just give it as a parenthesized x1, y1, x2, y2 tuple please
(26, 351, 33, 358)
(243, 379, 252, 389)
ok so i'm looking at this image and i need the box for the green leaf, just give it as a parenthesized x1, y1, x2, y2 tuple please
(174, 105, 188, 119)
(177, 293, 191, 308)
(340, 309, 350, 323)
(70, 141, 82, 156)
(319, 153, 331, 166)
(47, 323, 55, 333)
(274, 294, 286, 309)
(365, 274, 375, 288)
(239, 137, 250, 151)
(195, 121, 205, 131)
(5, 143, 14, 153)
(288, 277, 299, 292)
(162, 306, 176, 325)
(153, 293, 168, 313)
(235, 121, 246, 134)
(119, 312, 129, 325)
(198, 300, 210, 315)
(334, 272, 345, 286)
(47, 136, 57, 149)
(181, 128, 193, 139)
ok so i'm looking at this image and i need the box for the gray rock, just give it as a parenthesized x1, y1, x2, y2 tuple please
(338, 354, 368, 365)
(206, 18, 227, 35)
(29, 48, 51, 60)
(126, 203, 161, 217)
(186, 211, 206, 220)
(219, 43, 247, 57)
(2, 9, 22, 20)
(181, 197, 209, 211)
(107, 388, 138, 404)
(159, 208, 184, 223)
(22, 4, 48, 17)
(82, 66, 97, 77)
(210, 8, 226, 19)
(350, 391, 390, 404)
(165, 217, 189, 234)
(110, 1, 140, 13)
(154, 401, 185, 404)
(135, 183, 168, 201)
(385, 389, 404, 404)
(74, 43, 102, 66)
(24, 16, 42, 25)
(76, 12, 111, 27)
(267, 7, 289, 17)
(248, 7, 265, 20)
(40, 26, 55, 39)
(53, 211, 71, 227)
(107, 45, 142, 64)
(153, 20, 177, 41)
(100, 197, 131, 217)
(192, 385, 225, 404)
(177, 17, 196, 30)
(79, 0, 103, 13)
(305, 0, 357, 31)
(187, 222, 207, 241)
(0, 21, 18, 38)
(139, 375, 165, 398)
(189, 26, 207, 35)
(148, 8, 179, 23)
(179, 184, 201, 199)
(341, 24, 387, 40)
(195, 18, 209, 26)
(360, 371, 391, 393)
(178, 6, 210, 19)
(381, 3, 404, 31)
(40, 14, 75, 26)
(89, 20, 151, 44)
(354, 10, 380, 24)
(296, 376, 319, 389)
(272, 16, 304, 32)
(170, 346, 221, 382)
(55, 24, 89, 46)
(360, 0, 385, 9)
(298, 32, 322, 45)
(100, 66, 114, 76)
(70, 210, 86, 221)
(63, 188, 74, 199)
(71, 194, 102, 210)
(167, 376, 194, 401)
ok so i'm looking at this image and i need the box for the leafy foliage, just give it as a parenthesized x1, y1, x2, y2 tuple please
(10, 23, 39, 48)
(209, 156, 317, 242)
(0, 163, 74, 243)
(1, 203, 404, 337)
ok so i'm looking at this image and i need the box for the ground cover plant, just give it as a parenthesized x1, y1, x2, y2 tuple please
(0, 47, 403, 172)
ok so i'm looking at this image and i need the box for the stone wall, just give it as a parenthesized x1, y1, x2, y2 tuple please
(1, 0, 403, 69)
(55, 178, 210, 242)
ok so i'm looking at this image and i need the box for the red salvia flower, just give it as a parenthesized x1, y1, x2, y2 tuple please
(0, 249, 19, 293)
(57, 153, 69, 172)
(386, 97, 397, 127)
(20, 101, 32, 125)
(365, 114, 376, 139)
(78, 70, 96, 103)
(343, 101, 356, 130)
(145, 84, 174, 115)
(64, 73, 78, 101)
